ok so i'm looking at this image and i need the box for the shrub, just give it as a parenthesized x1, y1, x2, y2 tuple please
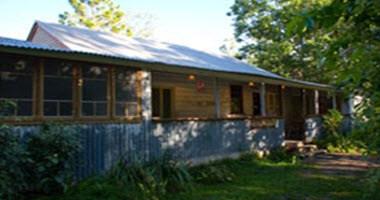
(108, 153, 192, 200)
(323, 109, 344, 137)
(0, 123, 81, 199)
(0, 125, 29, 200)
(318, 109, 367, 154)
(26, 123, 81, 194)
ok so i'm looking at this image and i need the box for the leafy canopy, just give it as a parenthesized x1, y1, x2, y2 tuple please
(59, 0, 133, 36)
(229, 0, 334, 83)
(287, 0, 380, 153)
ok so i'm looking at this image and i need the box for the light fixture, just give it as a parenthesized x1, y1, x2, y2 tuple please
(248, 81, 255, 87)
(188, 74, 196, 80)
(281, 85, 286, 89)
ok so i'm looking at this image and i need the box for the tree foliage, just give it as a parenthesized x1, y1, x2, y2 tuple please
(59, 0, 154, 37)
(287, 0, 380, 153)
(228, 0, 334, 83)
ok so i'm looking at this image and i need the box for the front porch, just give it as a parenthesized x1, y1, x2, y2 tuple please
(150, 71, 338, 144)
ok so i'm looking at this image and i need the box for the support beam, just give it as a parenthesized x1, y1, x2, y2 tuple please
(140, 70, 152, 161)
(260, 83, 266, 116)
(213, 77, 221, 118)
(302, 89, 307, 116)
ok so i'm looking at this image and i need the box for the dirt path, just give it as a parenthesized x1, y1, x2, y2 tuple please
(302, 153, 380, 177)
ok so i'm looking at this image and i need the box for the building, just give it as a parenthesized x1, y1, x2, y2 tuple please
(0, 21, 342, 177)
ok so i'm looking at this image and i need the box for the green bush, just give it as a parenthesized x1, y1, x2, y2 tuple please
(0, 123, 81, 199)
(323, 109, 344, 137)
(26, 123, 81, 194)
(108, 153, 192, 200)
(0, 125, 29, 199)
(318, 109, 367, 154)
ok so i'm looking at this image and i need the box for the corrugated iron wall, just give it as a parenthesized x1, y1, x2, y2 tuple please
(12, 119, 285, 179)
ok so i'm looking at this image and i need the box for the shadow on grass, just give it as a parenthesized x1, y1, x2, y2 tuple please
(168, 160, 363, 200)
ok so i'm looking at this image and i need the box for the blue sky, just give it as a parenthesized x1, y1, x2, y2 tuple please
(0, 0, 235, 51)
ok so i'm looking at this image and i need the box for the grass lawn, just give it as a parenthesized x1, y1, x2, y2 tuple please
(39, 157, 366, 200)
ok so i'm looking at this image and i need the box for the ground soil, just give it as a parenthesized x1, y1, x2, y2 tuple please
(302, 153, 380, 177)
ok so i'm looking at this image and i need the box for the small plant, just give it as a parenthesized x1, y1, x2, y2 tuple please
(323, 109, 344, 137)
(191, 161, 235, 184)
(108, 153, 192, 200)
(0, 100, 16, 117)
(266, 147, 297, 164)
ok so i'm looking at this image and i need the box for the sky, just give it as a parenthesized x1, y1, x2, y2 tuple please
(0, 0, 236, 52)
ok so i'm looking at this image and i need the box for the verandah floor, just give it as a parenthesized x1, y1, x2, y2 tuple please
(38, 153, 379, 200)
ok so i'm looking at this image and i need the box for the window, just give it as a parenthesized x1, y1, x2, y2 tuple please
(152, 88, 172, 118)
(230, 85, 243, 114)
(305, 90, 315, 115)
(0, 55, 34, 116)
(81, 65, 108, 116)
(152, 88, 160, 117)
(44, 60, 73, 116)
(115, 68, 138, 117)
(266, 85, 281, 116)
(252, 92, 261, 116)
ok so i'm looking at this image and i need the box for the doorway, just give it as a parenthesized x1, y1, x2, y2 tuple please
(283, 87, 305, 140)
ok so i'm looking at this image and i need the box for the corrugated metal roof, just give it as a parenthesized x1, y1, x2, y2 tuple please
(0, 21, 333, 89)
(35, 21, 283, 79)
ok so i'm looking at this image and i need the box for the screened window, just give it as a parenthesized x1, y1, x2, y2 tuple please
(81, 65, 108, 116)
(230, 85, 243, 114)
(152, 88, 172, 118)
(252, 92, 262, 116)
(0, 55, 34, 116)
(305, 90, 315, 115)
(115, 68, 138, 117)
(44, 60, 73, 116)
(266, 85, 281, 116)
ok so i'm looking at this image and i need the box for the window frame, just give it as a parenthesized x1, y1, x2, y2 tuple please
(0, 54, 38, 119)
(113, 67, 141, 120)
(41, 59, 75, 118)
(151, 87, 175, 119)
(79, 64, 110, 119)
(265, 85, 281, 117)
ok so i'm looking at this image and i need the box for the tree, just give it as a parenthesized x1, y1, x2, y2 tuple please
(59, 0, 154, 37)
(288, 0, 380, 153)
(228, 0, 333, 83)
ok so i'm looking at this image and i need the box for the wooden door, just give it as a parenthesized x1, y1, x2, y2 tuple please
(283, 88, 305, 140)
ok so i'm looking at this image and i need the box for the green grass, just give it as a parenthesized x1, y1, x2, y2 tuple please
(38, 159, 365, 200)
